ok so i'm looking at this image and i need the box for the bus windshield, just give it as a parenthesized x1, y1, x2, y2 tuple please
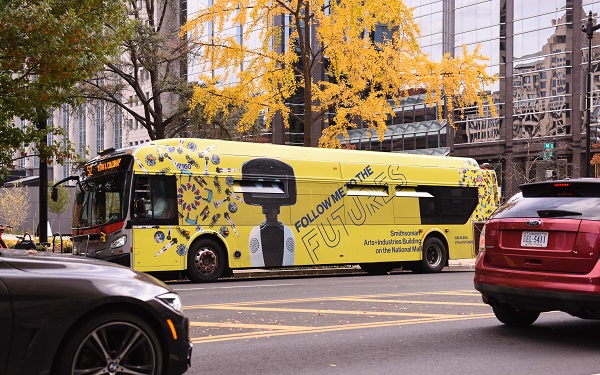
(73, 173, 130, 228)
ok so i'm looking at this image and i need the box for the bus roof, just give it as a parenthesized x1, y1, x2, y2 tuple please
(110, 138, 482, 170)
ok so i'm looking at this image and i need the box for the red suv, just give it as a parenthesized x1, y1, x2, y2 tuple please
(474, 179, 600, 326)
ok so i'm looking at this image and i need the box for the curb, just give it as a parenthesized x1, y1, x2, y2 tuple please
(231, 259, 476, 279)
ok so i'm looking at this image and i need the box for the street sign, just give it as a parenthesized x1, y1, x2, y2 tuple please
(543, 142, 554, 149)
(542, 142, 555, 160)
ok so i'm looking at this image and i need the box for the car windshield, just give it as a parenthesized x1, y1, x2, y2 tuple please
(73, 173, 130, 228)
(492, 192, 600, 220)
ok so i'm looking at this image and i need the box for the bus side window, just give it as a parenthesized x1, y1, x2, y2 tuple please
(132, 176, 151, 219)
(417, 186, 478, 225)
(150, 176, 177, 221)
(132, 175, 178, 224)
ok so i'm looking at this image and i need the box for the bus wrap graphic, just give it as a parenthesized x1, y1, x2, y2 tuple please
(66, 138, 499, 282)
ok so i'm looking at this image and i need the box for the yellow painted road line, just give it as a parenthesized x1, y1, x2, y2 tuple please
(184, 290, 483, 310)
(190, 321, 309, 330)
(196, 305, 463, 318)
(427, 291, 481, 296)
(335, 297, 486, 306)
(190, 313, 495, 344)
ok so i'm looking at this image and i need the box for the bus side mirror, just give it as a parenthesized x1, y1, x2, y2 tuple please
(50, 187, 58, 202)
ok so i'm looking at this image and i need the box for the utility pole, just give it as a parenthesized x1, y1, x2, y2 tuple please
(36, 109, 48, 245)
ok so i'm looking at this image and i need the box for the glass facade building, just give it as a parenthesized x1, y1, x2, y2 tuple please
(183, 0, 600, 197)
(342, 0, 600, 197)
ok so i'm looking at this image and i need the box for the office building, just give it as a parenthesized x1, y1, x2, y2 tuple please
(345, 0, 600, 197)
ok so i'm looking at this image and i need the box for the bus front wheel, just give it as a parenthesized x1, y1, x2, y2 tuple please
(187, 238, 226, 282)
(409, 237, 447, 273)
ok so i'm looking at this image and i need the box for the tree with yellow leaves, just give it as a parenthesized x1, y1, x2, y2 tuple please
(182, 0, 496, 148)
(0, 183, 29, 232)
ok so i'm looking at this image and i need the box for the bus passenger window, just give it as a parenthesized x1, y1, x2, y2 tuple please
(132, 175, 178, 224)
(417, 186, 478, 225)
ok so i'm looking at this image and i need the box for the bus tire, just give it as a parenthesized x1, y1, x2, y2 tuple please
(410, 237, 447, 273)
(359, 262, 395, 275)
(187, 238, 226, 282)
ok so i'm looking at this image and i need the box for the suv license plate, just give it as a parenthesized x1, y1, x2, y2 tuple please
(521, 231, 549, 247)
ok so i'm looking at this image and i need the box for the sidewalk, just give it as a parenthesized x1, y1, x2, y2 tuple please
(231, 258, 476, 279)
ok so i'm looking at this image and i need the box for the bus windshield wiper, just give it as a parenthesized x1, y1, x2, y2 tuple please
(537, 209, 582, 218)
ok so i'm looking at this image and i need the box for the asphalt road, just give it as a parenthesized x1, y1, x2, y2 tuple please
(171, 269, 600, 375)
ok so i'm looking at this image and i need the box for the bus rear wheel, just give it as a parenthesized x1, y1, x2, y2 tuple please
(187, 238, 226, 282)
(409, 237, 447, 273)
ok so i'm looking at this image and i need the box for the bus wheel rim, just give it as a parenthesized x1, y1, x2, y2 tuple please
(196, 248, 217, 273)
(426, 245, 442, 267)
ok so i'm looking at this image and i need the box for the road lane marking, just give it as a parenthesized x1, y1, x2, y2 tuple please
(335, 297, 486, 306)
(428, 291, 481, 296)
(190, 313, 495, 344)
(191, 305, 464, 318)
(184, 290, 484, 309)
(186, 289, 493, 343)
(190, 321, 307, 330)
(174, 283, 295, 291)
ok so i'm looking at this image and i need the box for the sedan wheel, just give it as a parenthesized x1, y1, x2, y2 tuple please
(56, 312, 162, 375)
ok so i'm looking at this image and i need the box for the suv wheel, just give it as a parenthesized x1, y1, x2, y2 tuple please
(492, 303, 540, 326)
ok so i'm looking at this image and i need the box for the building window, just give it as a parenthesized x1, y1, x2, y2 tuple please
(114, 104, 122, 149)
(78, 105, 86, 158)
(62, 104, 70, 153)
(95, 100, 104, 154)
(19, 119, 26, 168)
(61, 105, 70, 179)
(46, 117, 53, 145)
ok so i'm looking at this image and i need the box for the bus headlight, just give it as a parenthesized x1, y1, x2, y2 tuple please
(110, 235, 127, 249)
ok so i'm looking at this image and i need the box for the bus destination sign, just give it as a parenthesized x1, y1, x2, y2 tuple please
(86, 156, 131, 177)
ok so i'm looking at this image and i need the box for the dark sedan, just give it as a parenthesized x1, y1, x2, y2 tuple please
(0, 249, 191, 374)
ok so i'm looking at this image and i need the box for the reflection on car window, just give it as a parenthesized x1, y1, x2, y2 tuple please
(493, 193, 600, 220)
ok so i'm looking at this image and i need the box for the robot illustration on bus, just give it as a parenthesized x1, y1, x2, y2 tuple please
(241, 158, 297, 267)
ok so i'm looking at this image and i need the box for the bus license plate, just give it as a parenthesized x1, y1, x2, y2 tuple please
(521, 231, 548, 248)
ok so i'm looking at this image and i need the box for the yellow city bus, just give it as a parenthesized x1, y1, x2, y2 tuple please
(54, 138, 499, 282)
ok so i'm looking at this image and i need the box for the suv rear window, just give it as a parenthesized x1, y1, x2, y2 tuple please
(493, 181, 600, 220)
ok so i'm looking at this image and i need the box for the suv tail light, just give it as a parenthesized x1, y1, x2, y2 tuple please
(473, 222, 485, 256)
(478, 224, 486, 255)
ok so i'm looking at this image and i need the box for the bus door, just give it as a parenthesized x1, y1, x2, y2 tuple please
(130, 174, 183, 271)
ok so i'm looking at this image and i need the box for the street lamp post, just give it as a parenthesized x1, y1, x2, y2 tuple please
(582, 11, 600, 177)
